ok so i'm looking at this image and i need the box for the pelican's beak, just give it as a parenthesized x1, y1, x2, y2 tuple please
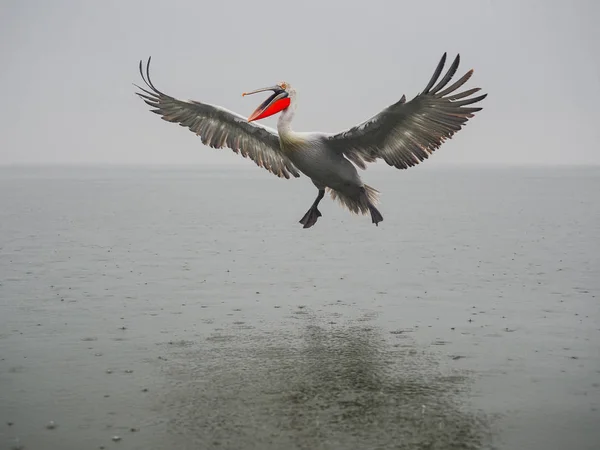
(242, 86, 290, 122)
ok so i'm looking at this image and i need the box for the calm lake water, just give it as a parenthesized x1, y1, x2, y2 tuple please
(1, 165, 599, 450)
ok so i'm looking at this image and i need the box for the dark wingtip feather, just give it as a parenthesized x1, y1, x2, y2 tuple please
(422, 53, 447, 94)
(138, 59, 149, 88)
(144, 57, 163, 95)
(430, 54, 460, 95)
(435, 69, 475, 98)
(451, 93, 487, 107)
(446, 87, 481, 101)
(136, 56, 166, 97)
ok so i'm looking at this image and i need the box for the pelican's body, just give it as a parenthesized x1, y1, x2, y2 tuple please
(135, 53, 486, 228)
(277, 117, 381, 225)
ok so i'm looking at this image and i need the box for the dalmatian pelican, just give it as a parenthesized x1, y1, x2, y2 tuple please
(135, 53, 486, 228)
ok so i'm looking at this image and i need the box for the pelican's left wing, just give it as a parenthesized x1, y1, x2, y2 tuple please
(135, 58, 300, 179)
(325, 53, 486, 170)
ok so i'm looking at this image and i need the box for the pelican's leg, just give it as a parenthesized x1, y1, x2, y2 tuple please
(299, 189, 325, 229)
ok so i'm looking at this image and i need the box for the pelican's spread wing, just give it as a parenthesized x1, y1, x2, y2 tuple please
(135, 58, 300, 179)
(325, 53, 486, 170)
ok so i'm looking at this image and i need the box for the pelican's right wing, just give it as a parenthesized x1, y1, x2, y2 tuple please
(134, 58, 300, 179)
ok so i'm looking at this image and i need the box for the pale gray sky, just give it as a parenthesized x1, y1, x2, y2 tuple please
(1, 0, 599, 166)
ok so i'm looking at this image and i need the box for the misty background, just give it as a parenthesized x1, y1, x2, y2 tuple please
(1, 0, 599, 167)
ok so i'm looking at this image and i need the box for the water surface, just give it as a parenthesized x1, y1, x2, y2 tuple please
(1, 165, 598, 449)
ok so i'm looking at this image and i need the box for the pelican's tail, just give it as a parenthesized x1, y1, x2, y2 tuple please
(329, 184, 383, 226)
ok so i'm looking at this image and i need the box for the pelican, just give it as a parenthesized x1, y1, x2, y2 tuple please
(135, 53, 486, 228)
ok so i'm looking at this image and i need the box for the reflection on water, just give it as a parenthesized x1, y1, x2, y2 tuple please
(160, 315, 492, 450)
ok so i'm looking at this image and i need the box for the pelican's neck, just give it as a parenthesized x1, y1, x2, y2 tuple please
(277, 88, 297, 139)
(277, 105, 295, 137)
